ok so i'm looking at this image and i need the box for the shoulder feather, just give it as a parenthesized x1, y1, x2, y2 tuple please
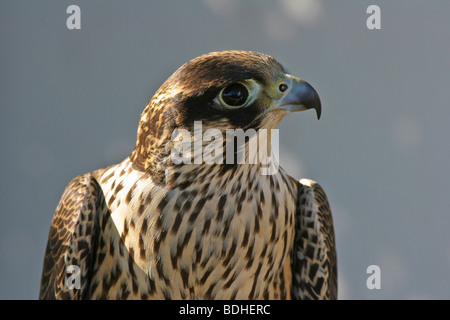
(39, 173, 105, 299)
(292, 178, 337, 299)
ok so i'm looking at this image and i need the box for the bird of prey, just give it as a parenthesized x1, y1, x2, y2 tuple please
(39, 50, 337, 300)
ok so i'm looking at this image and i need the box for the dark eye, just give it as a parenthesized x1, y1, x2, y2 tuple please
(221, 83, 249, 107)
(279, 83, 288, 92)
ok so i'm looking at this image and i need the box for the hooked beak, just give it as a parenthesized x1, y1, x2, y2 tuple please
(277, 76, 322, 120)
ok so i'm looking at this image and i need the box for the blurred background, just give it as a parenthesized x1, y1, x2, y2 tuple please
(1, 0, 449, 299)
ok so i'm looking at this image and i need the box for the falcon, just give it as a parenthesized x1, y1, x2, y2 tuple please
(39, 50, 337, 300)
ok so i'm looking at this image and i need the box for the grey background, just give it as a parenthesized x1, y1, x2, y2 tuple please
(1, 0, 449, 299)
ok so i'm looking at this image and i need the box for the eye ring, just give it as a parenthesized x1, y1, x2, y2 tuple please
(219, 83, 249, 108)
(279, 83, 288, 92)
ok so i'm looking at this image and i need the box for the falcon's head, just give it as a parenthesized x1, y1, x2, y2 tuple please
(131, 50, 321, 182)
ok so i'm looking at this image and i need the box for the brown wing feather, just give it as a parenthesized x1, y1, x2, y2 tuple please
(39, 173, 105, 299)
(292, 179, 337, 299)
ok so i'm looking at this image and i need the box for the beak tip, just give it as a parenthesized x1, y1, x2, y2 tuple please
(295, 79, 322, 120)
(279, 77, 323, 119)
(316, 102, 322, 120)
